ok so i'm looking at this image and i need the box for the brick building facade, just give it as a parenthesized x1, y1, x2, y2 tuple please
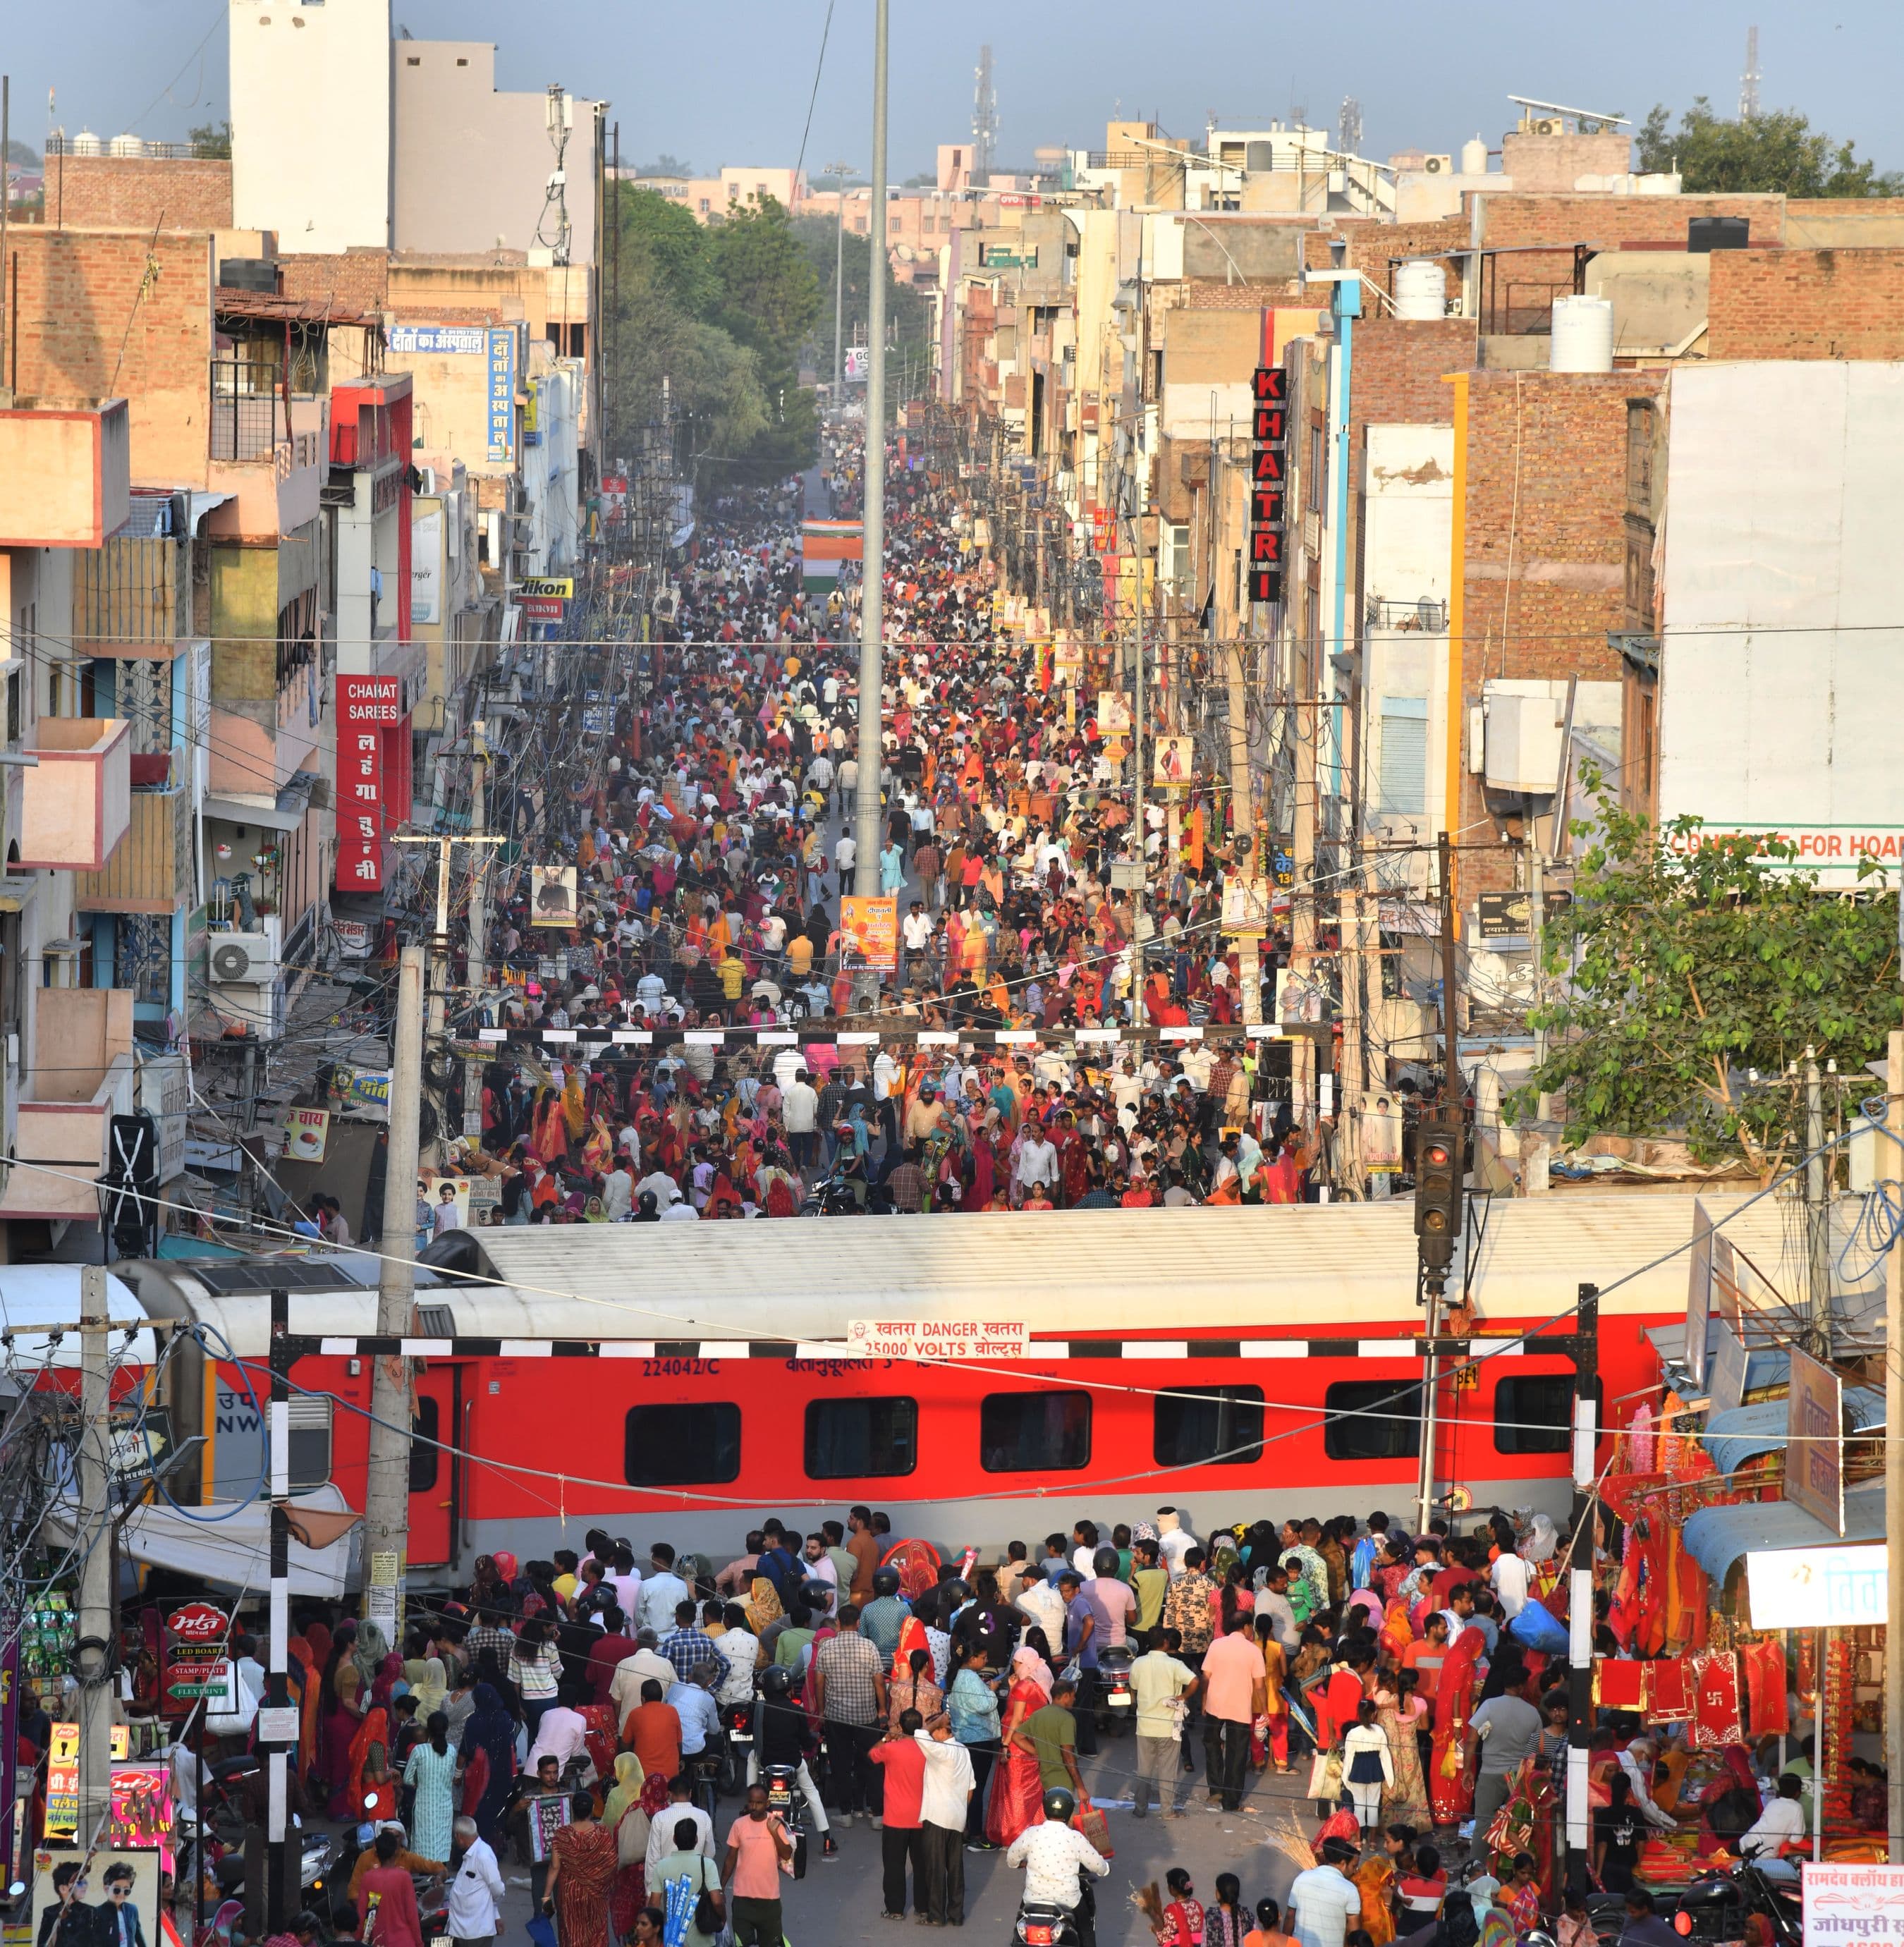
(1707, 246, 1904, 360)
(51, 154, 233, 231)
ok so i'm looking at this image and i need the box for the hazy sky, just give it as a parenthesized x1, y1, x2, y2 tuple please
(8, 0, 1900, 178)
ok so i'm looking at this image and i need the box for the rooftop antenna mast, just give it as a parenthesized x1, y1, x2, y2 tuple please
(1338, 95, 1363, 154)
(972, 44, 998, 184)
(1739, 25, 1761, 121)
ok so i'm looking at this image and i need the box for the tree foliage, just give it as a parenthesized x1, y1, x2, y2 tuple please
(188, 120, 233, 159)
(1508, 776, 1903, 1168)
(604, 188, 819, 481)
(1637, 98, 1903, 197)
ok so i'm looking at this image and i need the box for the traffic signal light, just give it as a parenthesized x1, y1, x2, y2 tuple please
(1415, 1113, 1464, 1275)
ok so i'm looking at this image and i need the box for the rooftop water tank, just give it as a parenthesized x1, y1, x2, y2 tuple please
(1460, 138, 1488, 176)
(108, 133, 146, 159)
(1393, 259, 1446, 320)
(72, 128, 103, 157)
(1550, 294, 1614, 372)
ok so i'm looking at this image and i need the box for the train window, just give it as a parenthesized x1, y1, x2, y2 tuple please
(1496, 1376, 1602, 1455)
(1322, 1381, 1422, 1462)
(1153, 1386, 1265, 1467)
(287, 1394, 332, 1494)
(623, 1403, 742, 1485)
(805, 1398, 918, 1479)
(408, 1396, 439, 1493)
(980, 1391, 1091, 1473)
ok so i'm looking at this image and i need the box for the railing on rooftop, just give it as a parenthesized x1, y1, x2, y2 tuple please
(209, 358, 288, 463)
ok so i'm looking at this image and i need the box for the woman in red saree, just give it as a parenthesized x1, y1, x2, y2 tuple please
(1428, 1628, 1484, 1828)
(985, 1649, 1051, 1848)
(347, 1703, 394, 1821)
(545, 1791, 618, 1947)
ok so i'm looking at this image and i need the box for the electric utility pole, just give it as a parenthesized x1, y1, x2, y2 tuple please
(362, 944, 425, 1631)
(75, 1264, 114, 1840)
(1886, 1027, 1903, 1864)
(853, 0, 890, 902)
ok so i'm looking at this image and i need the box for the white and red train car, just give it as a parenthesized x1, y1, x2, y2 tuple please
(54, 1192, 1790, 1579)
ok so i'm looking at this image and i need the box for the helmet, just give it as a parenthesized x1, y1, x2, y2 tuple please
(759, 1666, 793, 1697)
(942, 1579, 970, 1608)
(800, 1579, 834, 1609)
(1092, 1547, 1121, 1580)
(872, 1566, 901, 1598)
(1041, 1787, 1077, 1824)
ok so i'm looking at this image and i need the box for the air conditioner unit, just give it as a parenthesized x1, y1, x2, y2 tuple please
(1422, 154, 1453, 175)
(209, 932, 276, 984)
(212, 981, 283, 1041)
(1532, 117, 1566, 137)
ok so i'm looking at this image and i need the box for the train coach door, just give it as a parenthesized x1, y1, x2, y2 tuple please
(406, 1367, 461, 1568)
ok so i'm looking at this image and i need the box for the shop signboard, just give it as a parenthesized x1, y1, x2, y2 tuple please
(840, 896, 898, 970)
(1786, 1346, 1844, 1535)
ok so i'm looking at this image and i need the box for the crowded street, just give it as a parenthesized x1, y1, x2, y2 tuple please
(1, 5, 1899, 1947)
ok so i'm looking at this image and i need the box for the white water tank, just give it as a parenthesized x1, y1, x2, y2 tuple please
(72, 128, 103, 157)
(1550, 294, 1615, 372)
(1460, 138, 1488, 176)
(109, 133, 146, 159)
(1393, 259, 1445, 320)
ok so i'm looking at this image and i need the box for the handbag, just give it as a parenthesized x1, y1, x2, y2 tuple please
(1306, 1748, 1343, 1804)
(1075, 1795, 1115, 1861)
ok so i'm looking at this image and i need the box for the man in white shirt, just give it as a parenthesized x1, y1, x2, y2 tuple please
(714, 1613, 761, 1705)
(1014, 1129, 1058, 1202)
(644, 1783, 715, 1884)
(1738, 1774, 1807, 1878)
(1289, 1843, 1365, 1947)
(609, 1633, 678, 1726)
(833, 832, 856, 885)
(602, 1161, 635, 1222)
(781, 1069, 821, 1173)
(1005, 1796, 1109, 1937)
(1156, 1508, 1198, 1580)
(635, 1166, 681, 1210)
(445, 1816, 504, 1946)
(1015, 1566, 1068, 1649)
(914, 1717, 977, 1926)
(637, 1546, 692, 1635)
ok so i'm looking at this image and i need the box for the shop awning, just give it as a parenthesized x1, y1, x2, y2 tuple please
(1702, 1386, 1885, 1477)
(205, 772, 316, 833)
(1681, 1481, 1884, 1580)
(49, 1480, 361, 1597)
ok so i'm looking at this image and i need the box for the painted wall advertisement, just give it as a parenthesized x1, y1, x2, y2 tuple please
(487, 327, 517, 465)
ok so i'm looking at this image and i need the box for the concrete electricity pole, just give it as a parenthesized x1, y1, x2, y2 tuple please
(362, 944, 425, 1628)
(1887, 1027, 1903, 1864)
(853, 0, 890, 901)
(75, 1264, 114, 1838)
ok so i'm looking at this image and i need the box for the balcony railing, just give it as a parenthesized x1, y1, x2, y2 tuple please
(18, 718, 133, 872)
(209, 358, 288, 463)
(1365, 595, 1448, 633)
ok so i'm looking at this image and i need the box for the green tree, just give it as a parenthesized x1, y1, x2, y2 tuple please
(619, 186, 718, 317)
(188, 119, 233, 159)
(1637, 97, 1903, 197)
(1507, 776, 1903, 1168)
(704, 195, 822, 358)
(635, 152, 695, 178)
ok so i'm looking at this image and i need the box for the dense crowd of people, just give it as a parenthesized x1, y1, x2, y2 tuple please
(178, 1496, 1819, 1947)
(422, 441, 1360, 1228)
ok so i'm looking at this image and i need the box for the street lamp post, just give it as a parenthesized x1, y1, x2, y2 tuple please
(824, 160, 853, 397)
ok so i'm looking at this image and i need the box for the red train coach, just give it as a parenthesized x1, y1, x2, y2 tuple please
(99, 1192, 1784, 1580)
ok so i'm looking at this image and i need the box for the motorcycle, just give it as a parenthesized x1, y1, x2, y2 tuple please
(1671, 1857, 1802, 1947)
(1098, 1645, 1134, 1730)
(760, 1762, 809, 1881)
(721, 1699, 757, 1793)
(1014, 1886, 1091, 1947)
